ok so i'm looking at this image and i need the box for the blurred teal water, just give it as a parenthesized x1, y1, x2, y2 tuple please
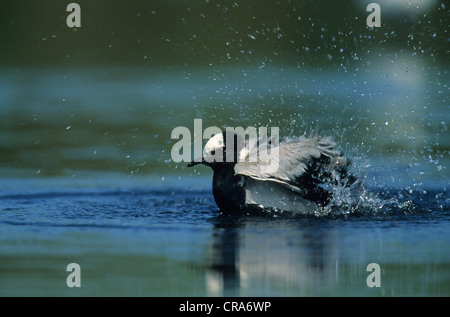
(0, 64, 447, 178)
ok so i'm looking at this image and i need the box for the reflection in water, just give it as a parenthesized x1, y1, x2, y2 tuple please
(206, 216, 340, 296)
(206, 218, 241, 296)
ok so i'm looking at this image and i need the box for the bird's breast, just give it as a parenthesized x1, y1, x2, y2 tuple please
(212, 169, 245, 212)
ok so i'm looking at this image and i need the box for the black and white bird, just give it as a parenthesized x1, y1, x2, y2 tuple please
(188, 131, 357, 214)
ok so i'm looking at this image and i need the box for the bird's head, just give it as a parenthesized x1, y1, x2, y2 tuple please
(188, 131, 244, 169)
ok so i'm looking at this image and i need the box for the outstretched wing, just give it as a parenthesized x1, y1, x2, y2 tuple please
(236, 134, 344, 180)
(235, 134, 350, 204)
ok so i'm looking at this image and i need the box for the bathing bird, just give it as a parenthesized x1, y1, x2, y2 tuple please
(188, 131, 356, 214)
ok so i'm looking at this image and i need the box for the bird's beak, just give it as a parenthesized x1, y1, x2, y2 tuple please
(187, 157, 203, 167)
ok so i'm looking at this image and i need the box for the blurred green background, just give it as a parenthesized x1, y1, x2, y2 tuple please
(0, 0, 448, 181)
(1, 0, 447, 67)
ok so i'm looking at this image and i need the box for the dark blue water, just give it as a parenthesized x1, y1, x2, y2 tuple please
(1, 172, 448, 296)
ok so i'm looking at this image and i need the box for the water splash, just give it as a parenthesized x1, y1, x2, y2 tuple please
(318, 173, 448, 219)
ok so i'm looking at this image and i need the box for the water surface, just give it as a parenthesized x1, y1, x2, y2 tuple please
(0, 170, 448, 296)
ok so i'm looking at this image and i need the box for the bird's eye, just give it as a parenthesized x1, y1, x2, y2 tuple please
(211, 150, 216, 155)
